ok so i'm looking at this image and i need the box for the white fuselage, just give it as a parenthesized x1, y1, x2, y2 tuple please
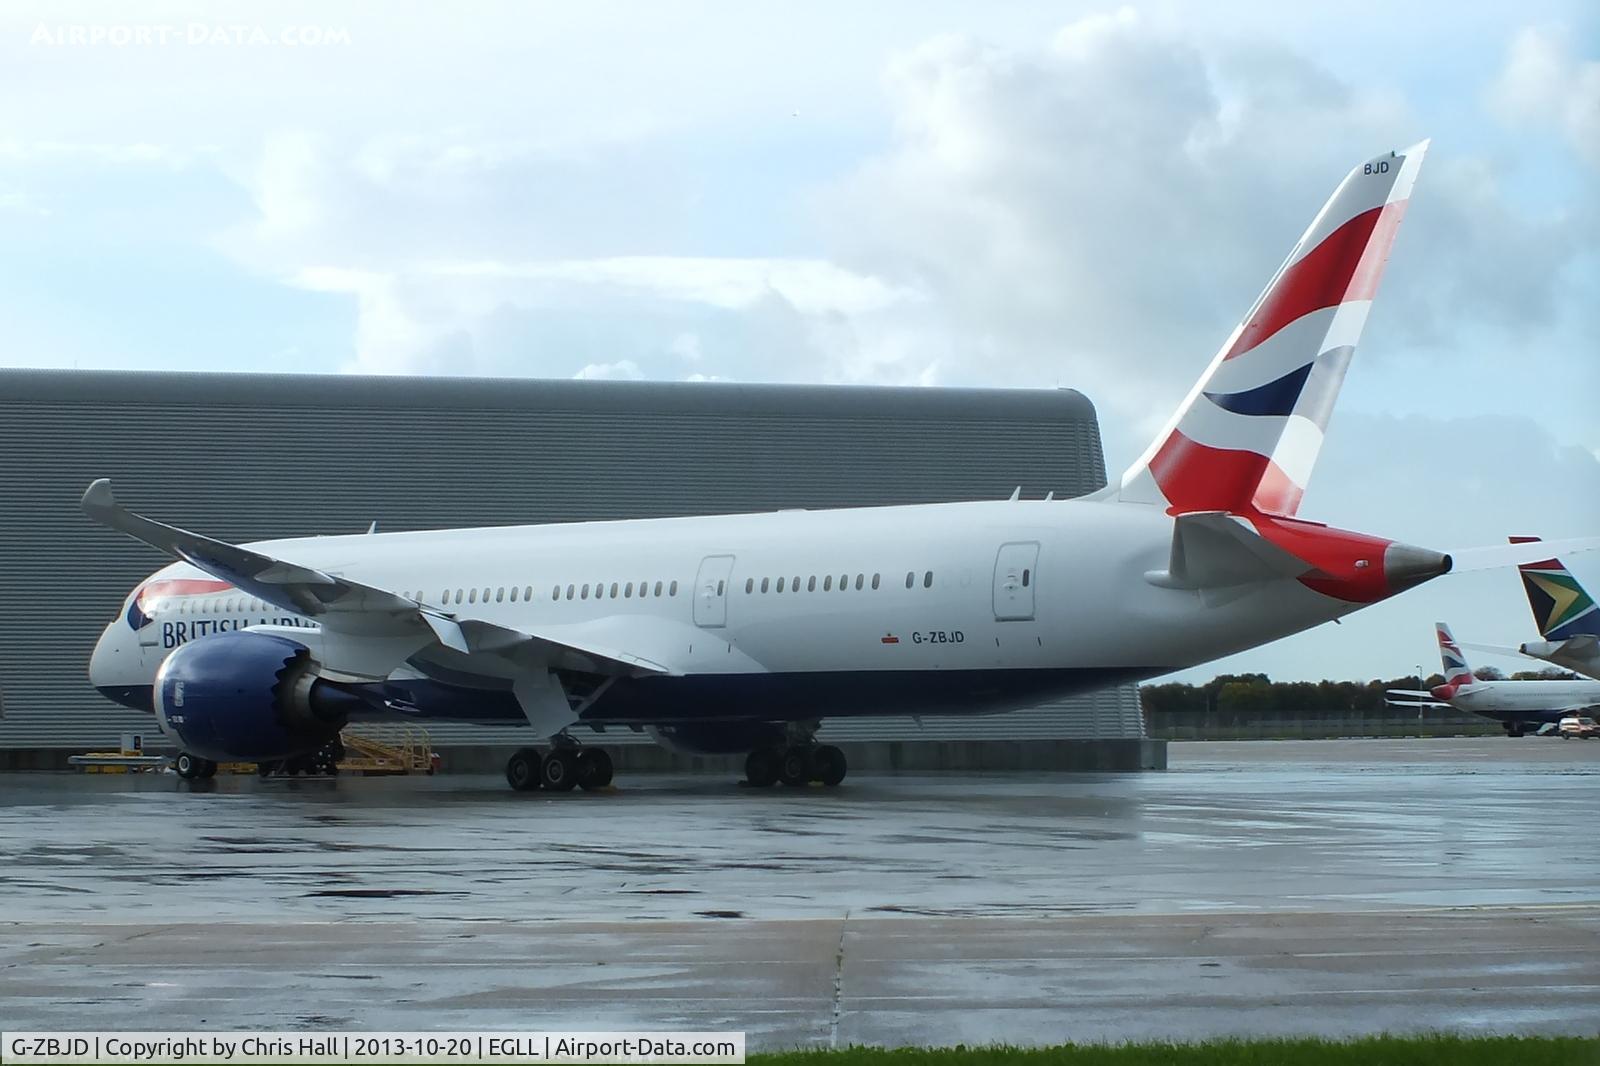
(92, 497, 1366, 725)
(1448, 678, 1600, 718)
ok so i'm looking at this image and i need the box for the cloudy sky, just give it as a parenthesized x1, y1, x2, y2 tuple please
(3, 1, 1596, 683)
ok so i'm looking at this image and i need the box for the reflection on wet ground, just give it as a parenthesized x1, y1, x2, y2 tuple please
(3, 739, 1594, 923)
(1, 739, 1596, 1042)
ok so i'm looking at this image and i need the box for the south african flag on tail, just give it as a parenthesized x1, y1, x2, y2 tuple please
(1510, 536, 1599, 641)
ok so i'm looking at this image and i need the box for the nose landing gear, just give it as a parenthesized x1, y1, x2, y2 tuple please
(173, 751, 217, 780)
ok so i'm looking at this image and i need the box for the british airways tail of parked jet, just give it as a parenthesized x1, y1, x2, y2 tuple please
(1509, 537, 1600, 681)
(1112, 143, 1423, 517)
(88, 140, 1504, 791)
(1387, 621, 1600, 736)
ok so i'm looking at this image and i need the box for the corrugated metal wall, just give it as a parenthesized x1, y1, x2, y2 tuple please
(0, 369, 1145, 749)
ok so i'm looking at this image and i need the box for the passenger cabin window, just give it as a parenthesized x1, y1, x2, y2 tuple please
(777, 577, 786, 593)
(625, 582, 633, 598)
(670, 580, 678, 596)
(924, 570, 934, 588)
(509, 587, 518, 602)
(524, 586, 533, 601)
(761, 577, 769, 593)
(871, 573, 880, 590)
(610, 582, 619, 598)
(496, 587, 505, 602)
(1021, 569, 1030, 588)
(745, 578, 754, 594)
(839, 573, 848, 590)
(654, 581, 664, 597)
(808, 576, 816, 591)
(468, 588, 477, 604)
(454, 589, 463, 605)
(905, 571, 914, 589)
(581, 584, 590, 600)
(855, 574, 864, 591)
(824, 575, 833, 591)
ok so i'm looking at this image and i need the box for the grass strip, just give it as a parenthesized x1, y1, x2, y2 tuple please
(751, 1034, 1599, 1066)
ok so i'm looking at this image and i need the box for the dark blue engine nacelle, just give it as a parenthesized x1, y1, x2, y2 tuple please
(153, 631, 356, 762)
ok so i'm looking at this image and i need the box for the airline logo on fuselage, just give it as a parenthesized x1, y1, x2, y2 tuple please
(161, 615, 317, 649)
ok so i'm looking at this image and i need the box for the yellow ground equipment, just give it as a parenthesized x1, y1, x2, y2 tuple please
(69, 733, 167, 773)
(338, 724, 438, 775)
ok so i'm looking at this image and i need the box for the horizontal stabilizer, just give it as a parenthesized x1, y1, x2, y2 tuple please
(1146, 512, 1318, 590)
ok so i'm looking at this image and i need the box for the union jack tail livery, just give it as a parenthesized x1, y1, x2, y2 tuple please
(1117, 140, 1429, 516)
(1509, 537, 1599, 641)
(1431, 622, 1478, 698)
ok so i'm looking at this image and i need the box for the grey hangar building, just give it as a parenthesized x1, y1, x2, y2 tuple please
(0, 368, 1163, 772)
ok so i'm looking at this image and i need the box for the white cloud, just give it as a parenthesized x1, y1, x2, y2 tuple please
(1488, 26, 1600, 166)
(817, 11, 1591, 447)
(428, 256, 920, 316)
(573, 359, 644, 381)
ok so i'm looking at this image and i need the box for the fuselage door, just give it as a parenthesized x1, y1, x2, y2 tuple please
(693, 554, 736, 628)
(993, 541, 1040, 621)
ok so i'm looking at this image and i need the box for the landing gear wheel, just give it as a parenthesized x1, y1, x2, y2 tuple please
(577, 749, 614, 791)
(256, 761, 277, 778)
(541, 749, 580, 792)
(174, 752, 203, 780)
(778, 745, 814, 787)
(812, 745, 847, 787)
(745, 747, 779, 788)
(197, 758, 218, 780)
(505, 747, 541, 792)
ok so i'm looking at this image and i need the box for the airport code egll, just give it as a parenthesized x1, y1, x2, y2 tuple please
(0, 1032, 747, 1064)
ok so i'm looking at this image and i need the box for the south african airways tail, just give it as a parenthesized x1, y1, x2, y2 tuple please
(1510, 536, 1600, 681)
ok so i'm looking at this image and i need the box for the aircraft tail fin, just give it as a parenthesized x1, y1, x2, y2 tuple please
(1113, 140, 1428, 516)
(1435, 622, 1476, 692)
(1509, 536, 1599, 641)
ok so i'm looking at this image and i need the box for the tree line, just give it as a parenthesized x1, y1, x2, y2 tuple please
(1140, 668, 1578, 714)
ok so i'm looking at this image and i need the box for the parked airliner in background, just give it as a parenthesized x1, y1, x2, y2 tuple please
(1508, 538, 1600, 682)
(81, 140, 1589, 791)
(1387, 623, 1600, 736)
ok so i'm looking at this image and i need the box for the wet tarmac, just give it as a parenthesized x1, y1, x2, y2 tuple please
(2, 739, 1597, 1044)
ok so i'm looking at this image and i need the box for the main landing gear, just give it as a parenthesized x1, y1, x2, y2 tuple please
(505, 743, 614, 793)
(744, 742, 847, 788)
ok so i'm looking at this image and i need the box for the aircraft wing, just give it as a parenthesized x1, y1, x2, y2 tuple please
(83, 479, 413, 622)
(81, 478, 672, 681)
(1447, 536, 1600, 573)
(1458, 641, 1536, 661)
